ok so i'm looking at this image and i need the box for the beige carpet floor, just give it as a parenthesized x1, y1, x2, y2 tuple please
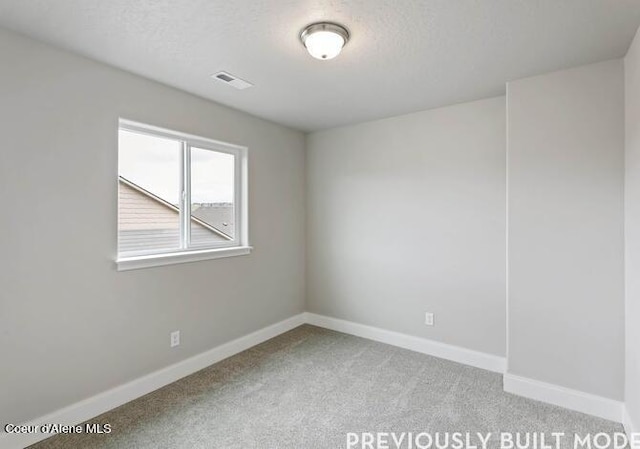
(29, 325, 623, 449)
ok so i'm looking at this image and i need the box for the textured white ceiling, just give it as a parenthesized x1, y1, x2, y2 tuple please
(1, 1, 640, 131)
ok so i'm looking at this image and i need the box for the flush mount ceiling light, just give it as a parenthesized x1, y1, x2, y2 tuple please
(300, 22, 350, 60)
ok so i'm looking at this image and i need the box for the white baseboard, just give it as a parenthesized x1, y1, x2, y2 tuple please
(305, 312, 506, 373)
(503, 372, 623, 423)
(0, 313, 306, 449)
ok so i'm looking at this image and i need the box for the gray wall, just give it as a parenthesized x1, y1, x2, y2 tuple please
(625, 27, 640, 428)
(507, 60, 625, 400)
(306, 97, 507, 357)
(0, 28, 306, 424)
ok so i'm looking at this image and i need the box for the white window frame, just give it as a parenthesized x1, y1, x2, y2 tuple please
(116, 119, 250, 271)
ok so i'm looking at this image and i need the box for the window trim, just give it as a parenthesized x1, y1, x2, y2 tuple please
(116, 119, 250, 270)
(116, 246, 253, 271)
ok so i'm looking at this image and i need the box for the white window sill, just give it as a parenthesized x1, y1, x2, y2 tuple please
(116, 246, 252, 271)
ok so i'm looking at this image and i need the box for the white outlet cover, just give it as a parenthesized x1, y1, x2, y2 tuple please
(425, 313, 434, 326)
(170, 330, 180, 347)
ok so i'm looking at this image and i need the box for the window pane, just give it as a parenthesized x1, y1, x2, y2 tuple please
(190, 147, 235, 247)
(118, 130, 181, 255)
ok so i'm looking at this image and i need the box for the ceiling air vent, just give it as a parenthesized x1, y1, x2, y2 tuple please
(212, 71, 253, 90)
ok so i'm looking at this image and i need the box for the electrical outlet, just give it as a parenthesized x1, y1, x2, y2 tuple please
(425, 312, 434, 326)
(170, 330, 180, 348)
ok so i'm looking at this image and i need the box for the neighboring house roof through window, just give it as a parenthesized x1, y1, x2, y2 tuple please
(118, 176, 232, 240)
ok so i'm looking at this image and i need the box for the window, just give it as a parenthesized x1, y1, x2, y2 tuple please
(116, 120, 249, 270)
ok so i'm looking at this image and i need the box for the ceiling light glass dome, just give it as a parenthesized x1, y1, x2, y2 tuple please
(300, 22, 350, 60)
